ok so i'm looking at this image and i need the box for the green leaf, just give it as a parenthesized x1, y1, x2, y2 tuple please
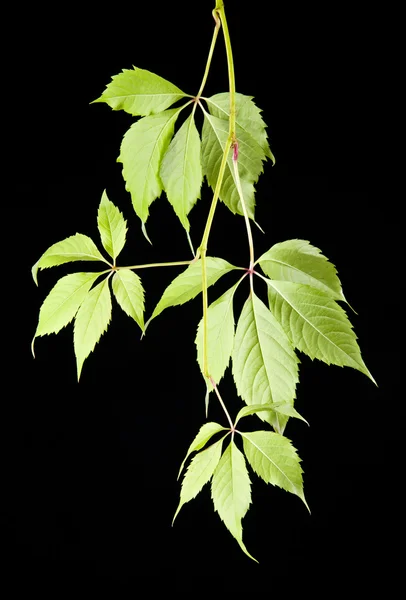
(32, 234, 109, 284)
(147, 257, 237, 325)
(33, 272, 103, 352)
(73, 278, 112, 380)
(195, 284, 236, 385)
(211, 441, 256, 562)
(177, 422, 228, 480)
(118, 108, 181, 227)
(173, 436, 225, 524)
(97, 190, 127, 261)
(205, 92, 274, 161)
(234, 403, 308, 426)
(160, 114, 203, 231)
(257, 239, 345, 301)
(232, 292, 299, 434)
(112, 269, 144, 331)
(241, 430, 308, 509)
(266, 280, 375, 382)
(93, 67, 187, 116)
(201, 112, 266, 219)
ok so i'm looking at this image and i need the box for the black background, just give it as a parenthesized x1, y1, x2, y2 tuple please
(5, 0, 401, 591)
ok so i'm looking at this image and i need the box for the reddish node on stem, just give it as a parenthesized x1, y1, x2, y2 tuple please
(232, 141, 239, 161)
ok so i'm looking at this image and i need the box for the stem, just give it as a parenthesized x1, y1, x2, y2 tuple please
(232, 157, 255, 292)
(195, 15, 221, 100)
(210, 377, 234, 430)
(116, 259, 197, 271)
(199, 1, 237, 377)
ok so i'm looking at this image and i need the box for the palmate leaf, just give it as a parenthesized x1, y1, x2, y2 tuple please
(112, 269, 145, 331)
(205, 92, 274, 161)
(118, 108, 181, 228)
(93, 67, 188, 116)
(160, 114, 203, 231)
(211, 441, 256, 562)
(201, 112, 266, 219)
(266, 280, 376, 382)
(241, 430, 308, 509)
(97, 190, 127, 261)
(74, 278, 112, 380)
(232, 292, 299, 434)
(195, 284, 237, 385)
(146, 257, 237, 326)
(177, 422, 228, 480)
(173, 436, 226, 524)
(257, 239, 345, 301)
(32, 234, 109, 285)
(32, 272, 103, 353)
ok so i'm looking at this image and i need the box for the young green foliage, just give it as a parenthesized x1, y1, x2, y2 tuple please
(32, 0, 376, 563)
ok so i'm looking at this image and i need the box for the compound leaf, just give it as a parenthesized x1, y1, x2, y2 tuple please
(257, 239, 345, 301)
(97, 190, 127, 261)
(241, 430, 308, 509)
(211, 441, 256, 562)
(33, 272, 103, 350)
(205, 92, 274, 161)
(147, 257, 237, 325)
(160, 114, 203, 231)
(32, 234, 109, 284)
(118, 108, 181, 227)
(74, 277, 112, 380)
(266, 280, 375, 382)
(232, 292, 299, 434)
(195, 284, 237, 385)
(112, 269, 144, 331)
(173, 436, 225, 524)
(93, 67, 187, 116)
(201, 112, 266, 219)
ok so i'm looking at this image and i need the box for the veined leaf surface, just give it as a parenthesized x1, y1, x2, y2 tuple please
(211, 441, 256, 561)
(93, 67, 187, 116)
(160, 114, 203, 231)
(266, 280, 375, 382)
(97, 190, 127, 261)
(118, 108, 181, 226)
(112, 269, 144, 331)
(232, 292, 299, 433)
(74, 278, 112, 379)
(257, 239, 345, 301)
(147, 257, 237, 324)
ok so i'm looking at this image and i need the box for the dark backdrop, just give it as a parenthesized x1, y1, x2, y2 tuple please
(5, 0, 400, 591)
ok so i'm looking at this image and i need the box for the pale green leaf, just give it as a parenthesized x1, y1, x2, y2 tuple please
(267, 280, 375, 382)
(160, 114, 203, 231)
(234, 403, 308, 426)
(205, 92, 274, 161)
(97, 190, 127, 260)
(201, 112, 266, 218)
(177, 422, 228, 480)
(32, 234, 109, 284)
(257, 239, 345, 301)
(232, 293, 299, 434)
(74, 278, 112, 380)
(195, 285, 236, 384)
(93, 67, 187, 116)
(118, 108, 181, 226)
(241, 430, 308, 509)
(33, 272, 103, 353)
(173, 436, 225, 524)
(147, 257, 237, 325)
(211, 441, 256, 562)
(112, 269, 144, 331)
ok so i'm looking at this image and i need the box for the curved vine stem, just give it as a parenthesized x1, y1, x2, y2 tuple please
(199, 0, 237, 387)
